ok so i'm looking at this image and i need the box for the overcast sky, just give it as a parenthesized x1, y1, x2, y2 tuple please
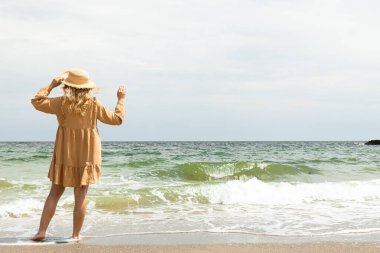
(1, 0, 380, 141)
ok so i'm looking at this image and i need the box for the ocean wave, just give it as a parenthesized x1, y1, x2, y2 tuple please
(0, 179, 14, 189)
(103, 159, 167, 169)
(0, 179, 40, 191)
(0, 199, 42, 218)
(2, 154, 51, 162)
(153, 161, 320, 181)
(91, 178, 380, 212)
(308, 157, 359, 164)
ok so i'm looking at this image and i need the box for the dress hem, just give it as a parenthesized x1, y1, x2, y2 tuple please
(48, 162, 101, 188)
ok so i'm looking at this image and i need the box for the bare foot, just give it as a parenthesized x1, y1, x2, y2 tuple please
(31, 232, 46, 242)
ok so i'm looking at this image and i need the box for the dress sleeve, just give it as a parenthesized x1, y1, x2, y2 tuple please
(96, 99, 125, 125)
(31, 85, 62, 114)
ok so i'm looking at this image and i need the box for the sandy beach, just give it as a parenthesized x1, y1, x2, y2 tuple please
(1, 242, 380, 253)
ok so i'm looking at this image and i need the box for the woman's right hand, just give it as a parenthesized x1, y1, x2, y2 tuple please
(49, 76, 65, 89)
(117, 85, 126, 102)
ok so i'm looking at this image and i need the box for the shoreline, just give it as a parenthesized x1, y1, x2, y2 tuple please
(1, 242, 380, 253)
(2, 231, 380, 246)
(1, 232, 380, 253)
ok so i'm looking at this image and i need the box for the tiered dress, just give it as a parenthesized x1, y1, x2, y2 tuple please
(31, 85, 125, 187)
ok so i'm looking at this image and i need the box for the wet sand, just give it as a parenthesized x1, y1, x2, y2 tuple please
(1, 242, 380, 253)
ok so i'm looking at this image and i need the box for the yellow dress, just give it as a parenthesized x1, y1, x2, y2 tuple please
(31, 85, 126, 187)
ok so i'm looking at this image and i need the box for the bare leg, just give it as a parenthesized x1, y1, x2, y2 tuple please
(32, 183, 65, 241)
(72, 185, 89, 239)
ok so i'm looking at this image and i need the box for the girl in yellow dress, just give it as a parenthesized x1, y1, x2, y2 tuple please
(30, 68, 126, 241)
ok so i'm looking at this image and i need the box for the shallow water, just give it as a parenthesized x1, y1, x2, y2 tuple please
(1, 141, 380, 241)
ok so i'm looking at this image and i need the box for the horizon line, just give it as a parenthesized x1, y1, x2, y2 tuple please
(0, 140, 371, 142)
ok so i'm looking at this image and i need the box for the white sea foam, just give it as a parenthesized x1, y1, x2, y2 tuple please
(0, 199, 43, 218)
(151, 189, 169, 203)
(257, 162, 269, 170)
(184, 178, 380, 205)
(2, 179, 380, 239)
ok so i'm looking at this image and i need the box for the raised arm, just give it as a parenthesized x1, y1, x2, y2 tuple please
(96, 85, 126, 125)
(31, 76, 65, 114)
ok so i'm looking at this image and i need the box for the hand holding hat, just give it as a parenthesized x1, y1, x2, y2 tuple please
(47, 68, 96, 91)
(49, 76, 65, 89)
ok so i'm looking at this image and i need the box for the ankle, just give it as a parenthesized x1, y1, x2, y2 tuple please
(37, 230, 46, 235)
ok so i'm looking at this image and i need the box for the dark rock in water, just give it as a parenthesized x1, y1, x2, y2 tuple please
(365, 140, 380, 145)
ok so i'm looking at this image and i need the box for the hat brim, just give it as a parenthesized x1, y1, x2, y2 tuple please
(62, 79, 96, 89)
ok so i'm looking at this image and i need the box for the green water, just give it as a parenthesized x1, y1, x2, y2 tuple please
(1, 141, 380, 241)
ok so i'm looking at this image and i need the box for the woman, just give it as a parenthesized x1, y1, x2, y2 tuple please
(30, 68, 126, 241)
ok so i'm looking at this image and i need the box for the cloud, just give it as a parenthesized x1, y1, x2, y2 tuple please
(0, 0, 379, 140)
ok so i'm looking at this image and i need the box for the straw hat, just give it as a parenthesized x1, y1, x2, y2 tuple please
(61, 68, 96, 89)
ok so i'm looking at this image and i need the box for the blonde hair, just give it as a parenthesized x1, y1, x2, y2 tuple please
(61, 85, 95, 116)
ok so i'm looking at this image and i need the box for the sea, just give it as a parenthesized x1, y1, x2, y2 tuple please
(1, 141, 380, 243)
